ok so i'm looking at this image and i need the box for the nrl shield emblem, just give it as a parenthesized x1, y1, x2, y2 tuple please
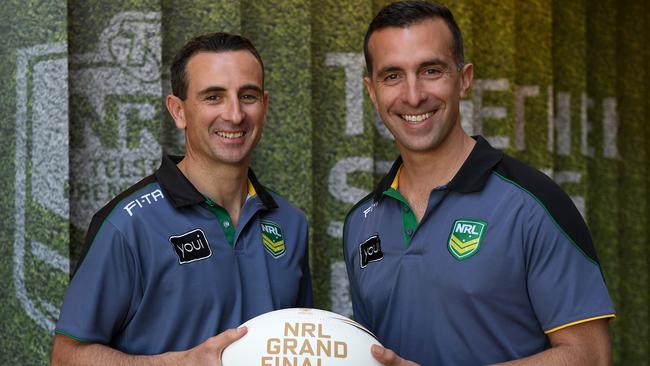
(448, 219, 487, 261)
(261, 220, 286, 258)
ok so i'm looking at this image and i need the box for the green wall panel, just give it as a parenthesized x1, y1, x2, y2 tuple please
(0, 1, 68, 364)
(160, 0, 240, 68)
(647, 10, 650, 365)
(470, 0, 515, 154)
(617, 0, 648, 363)
(514, 0, 553, 169)
(311, 0, 374, 312)
(586, 0, 621, 362)
(552, 0, 588, 221)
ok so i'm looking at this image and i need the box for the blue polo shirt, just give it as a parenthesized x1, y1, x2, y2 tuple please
(343, 136, 614, 365)
(55, 155, 313, 354)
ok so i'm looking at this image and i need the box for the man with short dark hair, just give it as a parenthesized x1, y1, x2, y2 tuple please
(343, 2, 614, 365)
(51, 32, 313, 366)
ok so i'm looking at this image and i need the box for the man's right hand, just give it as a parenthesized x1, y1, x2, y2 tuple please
(371, 345, 421, 366)
(177, 327, 247, 366)
(51, 327, 247, 366)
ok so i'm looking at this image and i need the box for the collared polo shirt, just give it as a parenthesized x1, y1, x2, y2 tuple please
(56, 155, 313, 354)
(343, 136, 614, 366)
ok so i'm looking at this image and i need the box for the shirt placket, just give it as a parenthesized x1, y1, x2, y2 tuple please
(204, 197, 236, 248)
(383, 188, 418, 249)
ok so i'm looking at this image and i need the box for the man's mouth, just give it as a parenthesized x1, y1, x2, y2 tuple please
(400, 112, 433, 123)
(216, 131, 246, 139)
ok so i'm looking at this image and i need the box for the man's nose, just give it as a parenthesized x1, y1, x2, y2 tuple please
(223, 96, 244, 123)
(404, 76, 426, 107)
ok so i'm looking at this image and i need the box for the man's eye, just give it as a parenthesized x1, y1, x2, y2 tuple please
(206, 95, 221, 101)
(423, 68, 444, 77)
(241, 94, 260, 103)
(385, 73, 399, 81)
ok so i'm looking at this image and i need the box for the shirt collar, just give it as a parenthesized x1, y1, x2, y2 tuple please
(372, 136, 503, 202)
(155, 154, 278, 209)
(390, 165, 402, 190)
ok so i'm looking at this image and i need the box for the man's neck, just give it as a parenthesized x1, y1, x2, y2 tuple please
(399, 130, 475, 190)
(397, 129, 475, 222)
(177, 154, 249, 226)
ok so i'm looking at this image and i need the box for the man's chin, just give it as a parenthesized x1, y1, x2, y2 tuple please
(203, 149, 250, 166)
(396, 137, 446, 154)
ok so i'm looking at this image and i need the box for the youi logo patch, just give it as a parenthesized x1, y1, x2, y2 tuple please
(359, 234, 383, 268)
(169, 229, 212, 264)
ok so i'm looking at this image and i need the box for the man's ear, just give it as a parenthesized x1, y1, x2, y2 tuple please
(459, 63, 474, 98)
(165, 95, 186, 129)
(364, 76, 378, 109)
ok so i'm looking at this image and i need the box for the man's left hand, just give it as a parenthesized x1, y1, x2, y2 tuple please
(371, 345, 420, 366)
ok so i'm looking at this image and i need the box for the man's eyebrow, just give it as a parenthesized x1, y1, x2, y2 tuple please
(197, 84, 263, 95)
(376, 65, 403, 76)
(419, 58, 450, 68)
(239, 83, 263, 94)
(197, 85, 226, 95)
(376, 58, 451, 76)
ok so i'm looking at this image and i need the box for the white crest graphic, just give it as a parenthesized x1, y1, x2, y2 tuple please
(14, 11, 162, 332)
(69, 11, 162, 231)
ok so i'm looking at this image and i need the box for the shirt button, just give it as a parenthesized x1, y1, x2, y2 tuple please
(223, 221, 230, 228)
(406, 228, 414, 236)
(403, 205, 410, 213)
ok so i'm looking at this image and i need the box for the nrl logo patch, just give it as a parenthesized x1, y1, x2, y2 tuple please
(448, 219, 487, 261)
(261, 220, 286, 258)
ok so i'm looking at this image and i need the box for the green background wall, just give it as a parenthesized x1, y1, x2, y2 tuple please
(1, 0, 648, 364)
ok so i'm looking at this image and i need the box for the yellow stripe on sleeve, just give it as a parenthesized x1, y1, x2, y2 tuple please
(544, 314, 616, 334)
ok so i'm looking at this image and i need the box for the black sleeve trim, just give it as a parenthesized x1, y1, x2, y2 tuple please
(72, 174, 157, 277)
(493, 155, 600, 265)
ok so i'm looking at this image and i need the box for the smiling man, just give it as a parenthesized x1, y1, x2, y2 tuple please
(343, 2, 615, 366)
(51, 33, 312, 366)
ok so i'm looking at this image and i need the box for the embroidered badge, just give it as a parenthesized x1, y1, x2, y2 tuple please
(261, 220, 286, 258)
(169, 229, 212, 264)
(448, 219, 487, 261)
(359, 234, 383, 268)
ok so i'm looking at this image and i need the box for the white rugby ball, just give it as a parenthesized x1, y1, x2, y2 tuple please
(222, 308, 382, 366)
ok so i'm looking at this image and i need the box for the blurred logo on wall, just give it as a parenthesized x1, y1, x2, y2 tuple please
(13, 11, 162, 332)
